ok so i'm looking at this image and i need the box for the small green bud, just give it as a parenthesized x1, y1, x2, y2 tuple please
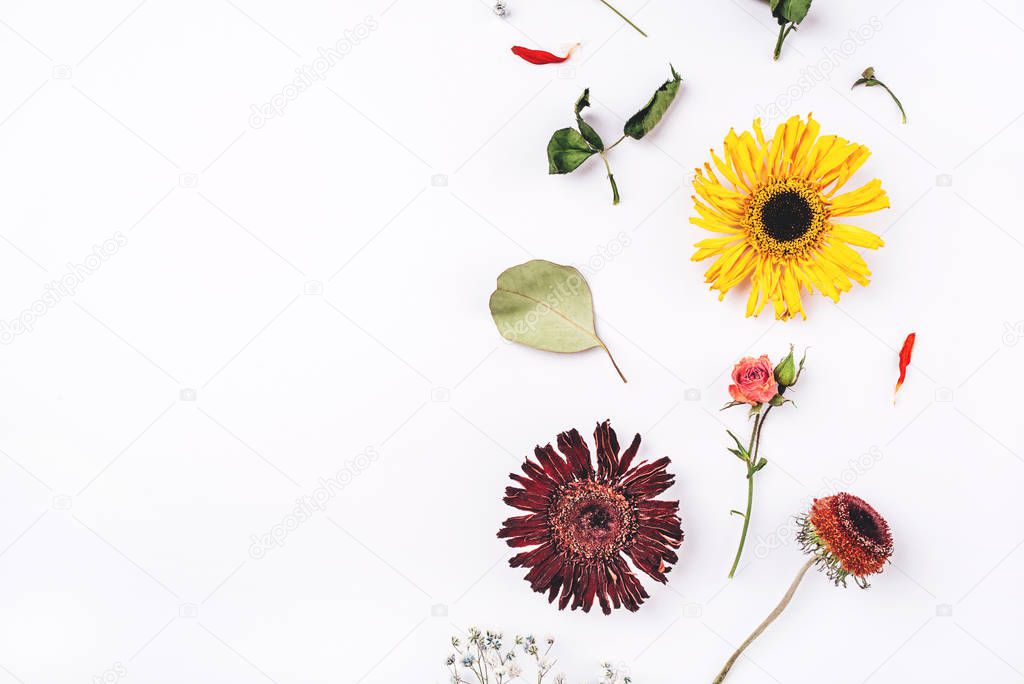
(774, 345, 798, 388)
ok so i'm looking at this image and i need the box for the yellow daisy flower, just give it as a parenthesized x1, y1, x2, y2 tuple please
(690, 114, 889, 321)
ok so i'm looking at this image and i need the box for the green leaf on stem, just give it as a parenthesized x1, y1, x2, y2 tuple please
(623, 65, 682, 140)
(768, 0, 811, 59)
(547, 128, 597, 174)
(769, 0, 812, 24)
(725, 430, 749, 460)
(852, 67, 908, 124)
(574, 88, 604, 151)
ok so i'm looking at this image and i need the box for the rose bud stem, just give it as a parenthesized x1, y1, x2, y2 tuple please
(713, 557, 815, 684)
(726, 405, 772, 579)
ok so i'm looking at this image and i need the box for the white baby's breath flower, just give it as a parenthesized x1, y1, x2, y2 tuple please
(439, 628, 633, 684)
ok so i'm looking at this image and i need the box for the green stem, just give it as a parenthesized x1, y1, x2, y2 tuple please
(727, 460, 755, 579)
(878, 82, 908, 124)
(605, 134, 627, 151)
(600, 152, 620, 206)
(596, 0, 648, 37)
(727, 406, 772, 579)
(713, 557, 815, 684)
(772, 22, 795, 61)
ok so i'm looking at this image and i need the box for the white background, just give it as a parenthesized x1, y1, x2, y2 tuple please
(0, 0, 1022, 682)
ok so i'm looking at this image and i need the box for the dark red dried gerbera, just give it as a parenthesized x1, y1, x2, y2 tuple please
(798, 492, 893, 588)
(497, 420, 683, 614)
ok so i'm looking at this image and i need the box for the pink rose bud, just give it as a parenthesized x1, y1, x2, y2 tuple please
(728, 355, 779, 405)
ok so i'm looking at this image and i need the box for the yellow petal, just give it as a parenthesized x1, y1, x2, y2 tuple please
(781, 265, 806, 320)
(831, 179, 890, 216)
(829, 223, 884, 249)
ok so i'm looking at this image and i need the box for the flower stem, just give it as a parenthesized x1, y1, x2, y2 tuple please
(600, 152, 620, 206)
(772, 22, 795, 60)
(596, 0, 648, 37)
(713, 557, 815, 684)
(727, 406, 772, 578)
(605, 134, 627, 151)
(727, 464, 755, 579)
(878, 82, 908, 124)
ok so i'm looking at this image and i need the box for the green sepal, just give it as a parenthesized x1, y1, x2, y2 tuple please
(726, 430, 749, 461)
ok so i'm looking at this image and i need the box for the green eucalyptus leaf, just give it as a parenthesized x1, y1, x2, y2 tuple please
(547, 128, 597, 174)
(623, 65, 682, 140)
(488, 260, 627, 382)
(574, 88, 604, 151)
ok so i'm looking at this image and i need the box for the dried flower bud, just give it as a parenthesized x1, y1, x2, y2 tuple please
(773, 344, 807, 392)
(773, 347, 797, 388)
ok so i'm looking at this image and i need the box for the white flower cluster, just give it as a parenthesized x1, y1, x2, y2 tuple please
(444, 628, 632, 684)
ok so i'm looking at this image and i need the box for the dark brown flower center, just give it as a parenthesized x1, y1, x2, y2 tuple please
(761, 190, 813, 242)
(550, 481, 636, 561)
(847, 501, 883, 544)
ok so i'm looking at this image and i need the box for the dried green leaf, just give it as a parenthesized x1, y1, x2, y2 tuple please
(547, 128, 597, 174)
(488, 260, 627, 382)
(574, 88, 604, 151)
(770, 0, 812, 24)
(623, 65, 682, 140)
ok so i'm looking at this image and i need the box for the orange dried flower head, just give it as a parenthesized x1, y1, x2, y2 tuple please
(797, 492, 893, 588)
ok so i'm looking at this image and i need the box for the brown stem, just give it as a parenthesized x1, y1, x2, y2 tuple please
(713, 557, 815, 684)
(599, 340, 628, 383)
